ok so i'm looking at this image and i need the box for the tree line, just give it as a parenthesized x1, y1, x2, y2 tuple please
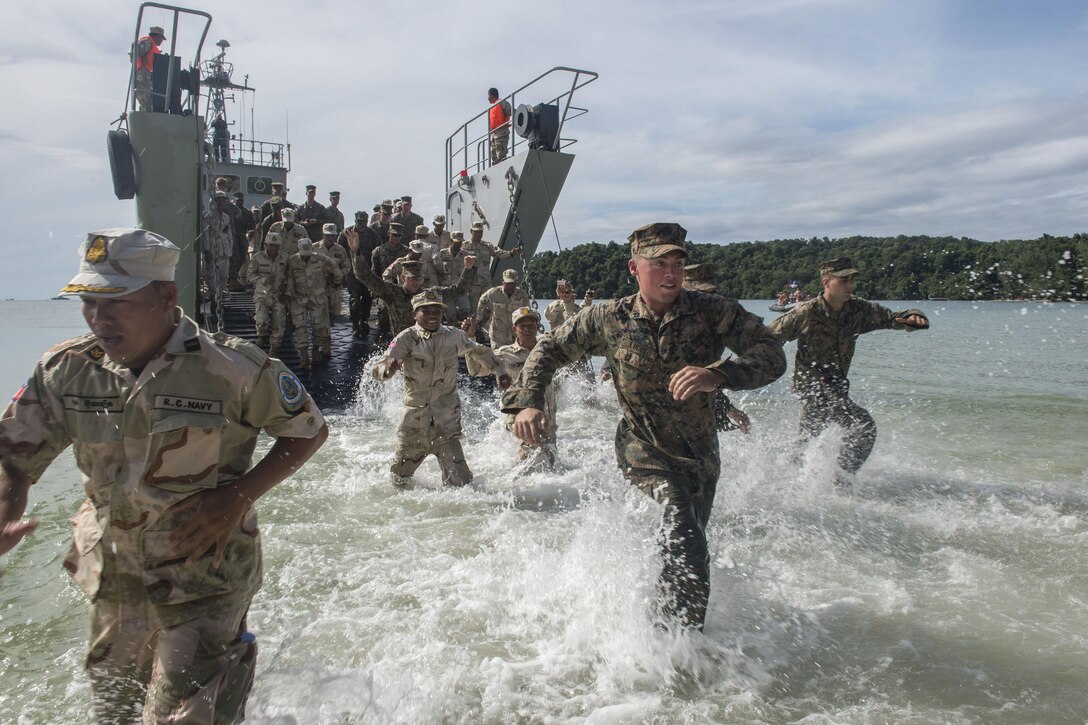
(525, 234, 1088, 301)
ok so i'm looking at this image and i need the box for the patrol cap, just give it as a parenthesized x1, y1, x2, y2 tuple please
(232, 191, 245, 200)
(411, 288, 444, 309)
(214, 190, 228, 199)
(280, 207, 296, 219)
(373, 204, 382, 212)
(305, 184, 316, 192)
(251, 205, 261, 214)
(355, 210, 369, 221)
(628, 222, 687, 259)
(400, 260, 423, 279)
(450, 231, 465, 242)
(820, 257, 859, 278)
(382, 198, 393, 206)
(60, 228, 179, 298)
(322, 223, 338, 235)
(502, 269, 518, 283)
(388, 222, 403, 235)
(682, 263, 718, 293)
(433, 214, 446, 224)
(470, 221, 484, 231)
(330, 190, 341, 198)
(400, 195, 413, 204)
(149, 26, 166, 37)
(556, 278, 574, 291)
(408, 240, 425, 253)
(271, 181, 285, 190)
(380, 203, 393, 214)
(511, 306, 539, 325)
(265, 232, 283, 246)
(415, 224, 430, 236)
(298, 239, 314, 256)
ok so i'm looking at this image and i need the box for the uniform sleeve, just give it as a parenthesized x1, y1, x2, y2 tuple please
(242, 358, 325, 438)
(501, 307, 603, 413)
(326, 256, 343, 284)
(860, 302, 926, 334)
(490, 243, 516, 260)
(768, 306, 803, 342)
(543, 302, 560, 328)
(372, 329, 413, 382)
(0, 365, 72, 483)
(439, 266, 474, 302)
(706, 300, 787, 391)
(355, 252, 401, 299)
(476, 290, 494, 326)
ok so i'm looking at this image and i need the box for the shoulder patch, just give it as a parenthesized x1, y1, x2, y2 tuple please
(42, 333, 99, 370)
(277, 369, 305, 407)
(184, 337, 202, 352)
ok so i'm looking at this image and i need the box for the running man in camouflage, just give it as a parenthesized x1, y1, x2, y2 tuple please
(503, 223, 786, 629)
(768, 257, 929, 476)
(0, 228, 327, 722)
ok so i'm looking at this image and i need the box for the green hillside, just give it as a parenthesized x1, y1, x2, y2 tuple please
(525, 234, 1088, 301)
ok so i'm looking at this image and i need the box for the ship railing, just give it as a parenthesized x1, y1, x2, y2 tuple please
(125, 3, 211, 116)
(213, 138, 290, 169)
(444, 67, 598, 189)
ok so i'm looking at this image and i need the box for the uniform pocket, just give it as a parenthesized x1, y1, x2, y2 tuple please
(613, 345, 656, 374)
(63, 501, 105, 600)
(144, 412, 224, 493)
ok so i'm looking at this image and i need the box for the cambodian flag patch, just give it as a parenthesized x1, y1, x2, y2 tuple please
(278, 370, 304, 407)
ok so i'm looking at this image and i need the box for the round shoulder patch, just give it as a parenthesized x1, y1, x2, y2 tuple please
(277, 369, 305, 407)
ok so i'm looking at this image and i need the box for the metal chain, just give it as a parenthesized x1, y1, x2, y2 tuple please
(507, 173, 538, 310)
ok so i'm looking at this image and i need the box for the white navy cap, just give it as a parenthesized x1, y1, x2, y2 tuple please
(60, 228, 179, 298)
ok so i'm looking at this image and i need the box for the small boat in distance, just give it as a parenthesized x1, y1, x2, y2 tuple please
(769, 302, 797, 312)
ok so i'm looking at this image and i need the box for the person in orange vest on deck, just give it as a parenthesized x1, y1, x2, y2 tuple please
(488, 87, 512, 164)
(133, 25, 165, 111)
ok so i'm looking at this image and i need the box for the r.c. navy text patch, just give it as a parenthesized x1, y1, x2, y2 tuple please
(153, 396, 222, 414)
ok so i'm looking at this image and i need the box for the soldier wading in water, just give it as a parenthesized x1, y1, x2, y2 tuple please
(503, 222, 786, 629)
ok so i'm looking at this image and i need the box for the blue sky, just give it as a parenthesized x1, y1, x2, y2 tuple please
(1, 0, 1086, 297)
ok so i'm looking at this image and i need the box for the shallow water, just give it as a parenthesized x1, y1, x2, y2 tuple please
(1, 299, 1086, 723)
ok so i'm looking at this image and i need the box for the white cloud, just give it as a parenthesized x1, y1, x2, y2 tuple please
(1, 0, 1086, 296)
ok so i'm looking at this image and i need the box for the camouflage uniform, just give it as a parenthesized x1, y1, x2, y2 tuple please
(338, 223, 380, 336)
(352, 257, 474, 335)
(265, 220, 307, 257)
(296, 199, 327, 242)
(374, 302, 492, 486)
(325, 205, 345, 233)
(203, 205, 232, 295)
(316, 239, 351, 325)
(435, 244, 471, 322)
(372, 242, 410, 276)
(769, 294, 925, 473)
(368, 218, 391, 244)
(0, 312, 324, 722)
(245, 248, 288, 352)
(391, 211, 424, 239)
(384, 253, 440, 289)
(476, 284, 530, 349)
(427, 229, 451, 249)
(502, 288, 786, 627)
(286, 250, 342, 366)
(543, 298, 582, 329)
(462, 237, 518, 312)
(468, 339, 557, 465)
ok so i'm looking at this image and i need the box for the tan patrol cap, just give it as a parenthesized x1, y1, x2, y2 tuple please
(502, 269, 518, 283)
(280, 207, 296, 219)
(265, 232, 282, 246)
(433, 214, 446, 224)
(511, 306, 539, 325)
(470, 221, 484, 231)
(408, 240, 426, 253)
(149, 26, 166, 37)
(60, 228, 179, 298)
(411, 288, 443, 309)
(415, 224, 430, 236)
(322, 223, 338, 235)
(629, 222, 687, 259)
(450, 231, 465, 242)
(298, 239, 314, 256)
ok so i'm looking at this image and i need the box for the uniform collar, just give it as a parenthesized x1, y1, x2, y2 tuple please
(163, 308, 203, 356)
(630, 289, 696, 325)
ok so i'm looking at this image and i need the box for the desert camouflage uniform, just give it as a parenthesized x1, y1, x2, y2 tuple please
(338, 224, 380, 335)
(502, 290, 786, 627)
(203, 208, 232, 295)
(375, 323, 492, 485)
(286, 252, 342, 364)
(0, 311, 324, 722)
(468, 341, 556, 465)
(435, 245, 471, 321)
(543, 299, 582, 330)
(769, 295, 924, 473)
(265, 220, 307, 257)
(462, 238, 518, 313)
(427, 229, 451, 249)
(476, 285, 531, 349)
(245, 249, 288, 351)
(316, 240, 351, 324)
(352, 258, 474, 335)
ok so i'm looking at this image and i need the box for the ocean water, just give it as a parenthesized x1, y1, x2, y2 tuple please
(1, 298, 1086, 723)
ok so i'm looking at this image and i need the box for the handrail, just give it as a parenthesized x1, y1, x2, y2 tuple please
(127, 3, 212, 116)
(444, 67, 598, 188)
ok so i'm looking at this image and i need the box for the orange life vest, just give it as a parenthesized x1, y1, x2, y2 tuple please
(489, 101, 510, 130)
(136, 36, 161, 71)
